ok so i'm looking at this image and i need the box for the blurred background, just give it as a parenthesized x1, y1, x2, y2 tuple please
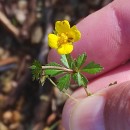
(0, 0, 113, 130)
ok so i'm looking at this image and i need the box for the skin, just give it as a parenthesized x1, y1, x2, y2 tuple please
(48, 0, 130, 129)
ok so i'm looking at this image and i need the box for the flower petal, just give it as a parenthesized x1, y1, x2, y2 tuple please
(48, 34, 58, 49)
(69, 25, 81, 42)
(57, 43, 73, 55)
(55, 20, 70, 34)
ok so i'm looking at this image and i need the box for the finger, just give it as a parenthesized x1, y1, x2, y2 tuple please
(48, 0, 130, 79)
(62, 62, 130, 130)
(62, 81, 130, 130)
(72, 62, 130, 98)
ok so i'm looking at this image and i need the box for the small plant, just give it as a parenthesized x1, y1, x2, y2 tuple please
(30, 20, 103, 96)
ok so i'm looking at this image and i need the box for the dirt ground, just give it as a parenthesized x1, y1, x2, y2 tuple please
(0, 0, 113, 130)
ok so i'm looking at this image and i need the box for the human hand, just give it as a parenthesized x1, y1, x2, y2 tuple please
(48, 0, 130, 129)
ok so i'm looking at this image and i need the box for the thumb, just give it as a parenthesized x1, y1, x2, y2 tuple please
(62, 81, 130, 130)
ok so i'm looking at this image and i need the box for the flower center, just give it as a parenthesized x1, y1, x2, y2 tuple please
(58, 33, 74, 47)
(58, 33, 68, 45)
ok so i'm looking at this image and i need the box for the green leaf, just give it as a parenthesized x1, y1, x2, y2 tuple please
(45, 69, 63, 76)
(30, 65, 36, 69)
(82, 61, 103, 74)
(57, 74, 71, 91)
(45, 62, 64, 76)
(75, 53, 87, 68)
(46, 62, 62, 67)
(30, 60, 42, 80)
(61, 54, 74, 69)
(73, 72, 88, 87)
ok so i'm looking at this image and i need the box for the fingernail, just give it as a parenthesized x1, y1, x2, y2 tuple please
(69, 96, 106, 130)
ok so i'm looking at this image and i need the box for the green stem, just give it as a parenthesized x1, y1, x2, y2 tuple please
(47, 77, 57, 87)
(84, 87, 92, 96)
(62, 91, 78, 102)
(47, 77, 78, 102)
(42, 66, 73, 73)
(49, 120, 60, 130)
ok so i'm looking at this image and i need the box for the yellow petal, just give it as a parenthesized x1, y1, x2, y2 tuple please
(55, 20, 70, 34)
(48, 34, 58, 49)
(57, 43, 73, 55)
(69, 25, 81, 42)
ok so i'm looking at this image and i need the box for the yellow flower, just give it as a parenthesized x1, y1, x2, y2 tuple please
(48, 20, 81, 55)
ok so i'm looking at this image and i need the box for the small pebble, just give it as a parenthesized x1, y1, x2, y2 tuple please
(2, 82, 13, 94)
(9, 123, 20, 130)
(17, 0, 28, 10)
(31, 26, 43, 44)
(12, 111, 22, 122)
(3, 111, 13, 124)
(0, 122, 8, 130)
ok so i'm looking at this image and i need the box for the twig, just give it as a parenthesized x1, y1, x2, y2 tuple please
(0, 11, 20, 37)
(16, 56, 30, 80)
(0, 57, 18, 66)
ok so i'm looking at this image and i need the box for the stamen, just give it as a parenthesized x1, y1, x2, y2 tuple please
(58, 33, 68, 45)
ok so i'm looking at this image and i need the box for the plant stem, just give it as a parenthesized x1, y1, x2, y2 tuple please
(62, 91, 78, 102)
(47, 77, 78, 102)
(49, 120, 61, 130)
(42, 66, 73, 73)
(84, 87, 92, 96)
(47, 77, 57, 87)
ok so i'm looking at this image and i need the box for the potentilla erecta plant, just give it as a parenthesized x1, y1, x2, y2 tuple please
(30, 20, 103, 96)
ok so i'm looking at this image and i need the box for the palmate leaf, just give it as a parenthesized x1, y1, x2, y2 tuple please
(75, 53, 87, 69)
(45, 62, 64, 76)
(45, 69, 63, 77)
(57, 74, 71, 91)
(61, 55, 69, 68)
(82, 61, 103, 74)
(46, 62, 62, 67)
(30, 60, 42, 80)
(73, 72, 88, 87)
(61, 54, 74, 69)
